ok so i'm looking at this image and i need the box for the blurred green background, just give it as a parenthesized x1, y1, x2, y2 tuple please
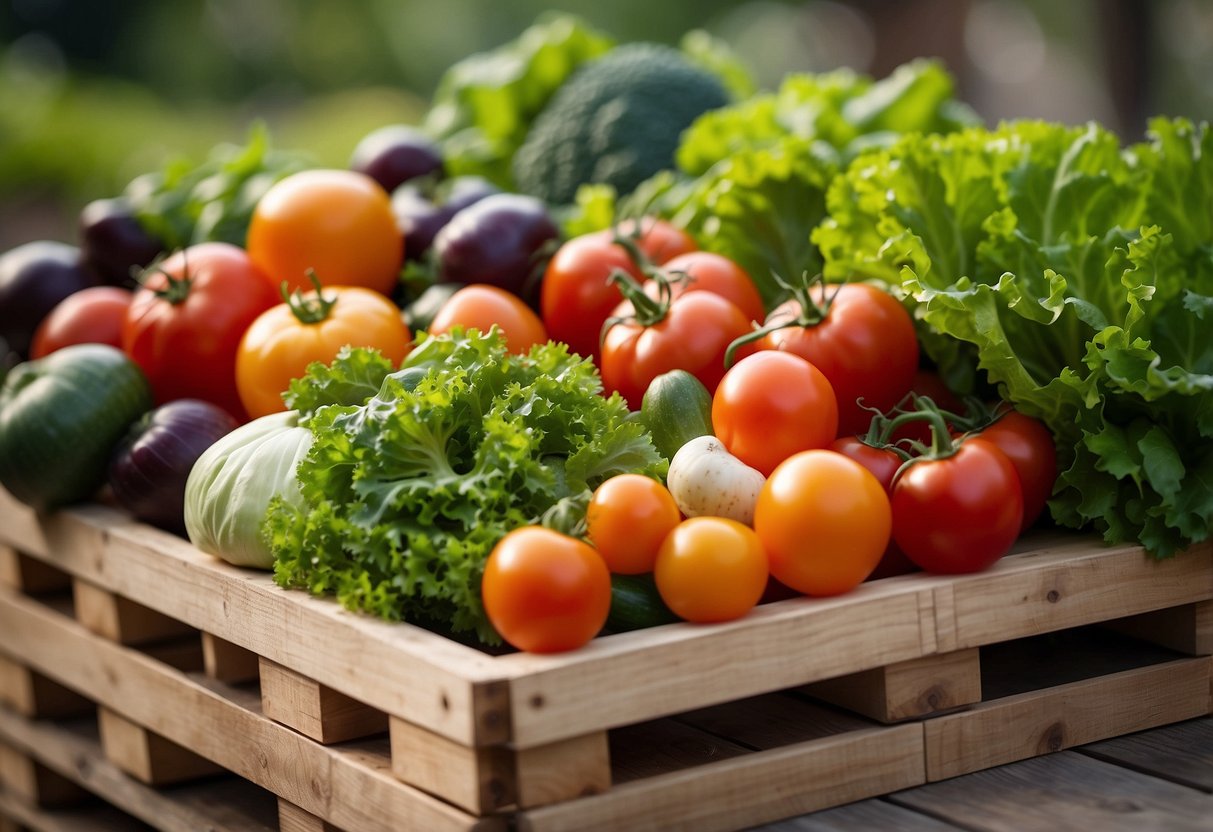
(2, 0, 1209, 250)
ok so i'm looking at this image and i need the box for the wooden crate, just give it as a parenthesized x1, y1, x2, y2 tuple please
(0, 487, 1210, 831)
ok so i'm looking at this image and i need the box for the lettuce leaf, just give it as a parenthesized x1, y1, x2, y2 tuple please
(268, 330, 666, 643)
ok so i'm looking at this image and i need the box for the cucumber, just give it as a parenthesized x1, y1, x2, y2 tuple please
(639, 369, 713, 461)
(607, 573, 679, 633)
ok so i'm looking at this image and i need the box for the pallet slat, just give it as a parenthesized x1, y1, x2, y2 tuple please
(259, 658, 387, 744)
(97, 709, 224, 786)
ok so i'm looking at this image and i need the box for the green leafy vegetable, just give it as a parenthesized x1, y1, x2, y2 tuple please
(283, 345, 396, 418)
(268, 330, 666, 643)
(816, 118, 1213, 557)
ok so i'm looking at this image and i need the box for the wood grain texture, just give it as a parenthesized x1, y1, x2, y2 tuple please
(259, 658, 388, 744)
(893, 751, 1213, 832)
(278, 799, 341, 832)
(1104, 600, 1213, 656)
(515, 731, 611, 809)
(753, 798, 964, 831)
(97, 708, 224, 787)
(803, 648, 981, 722)
(0, 786, 147, 832)
(1080, 717, 1213, 793)
(0, 585, 500, 832)
(201, 633, 260, 683)
(389, 717, 514, 814)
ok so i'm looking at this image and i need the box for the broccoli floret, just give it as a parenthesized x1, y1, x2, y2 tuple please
(512, 43, 729, 205)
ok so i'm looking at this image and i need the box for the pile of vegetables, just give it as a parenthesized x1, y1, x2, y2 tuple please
(0, 12, 1210, 654)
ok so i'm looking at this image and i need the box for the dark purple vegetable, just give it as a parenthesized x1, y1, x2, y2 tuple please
(107, 399, 239, 535)
(0, 241, 100, 359)
(350, 125, 444, 194)
(432, 194, 558, 296)
(392, 175, 498, 261)
(79, 198, 164, 287)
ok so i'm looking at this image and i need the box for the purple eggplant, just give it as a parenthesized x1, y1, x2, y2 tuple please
(79, 198, 164, 287)
(350, 125, 444, 194)
(432, 194, 558, 297)
(0, 241, 100, 359)
(392, 175, 499, 262)
(107, 399, 239, 535)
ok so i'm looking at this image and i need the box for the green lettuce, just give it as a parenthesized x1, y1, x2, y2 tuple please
(816, 119, 1213, 557)
(267, 330, 666, 643)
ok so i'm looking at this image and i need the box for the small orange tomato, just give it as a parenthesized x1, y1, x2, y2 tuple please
(586, 474, 681, 574)
(754, 450, 891, 596)
(235, 278, 411, 419)
(654, 517, 768, 623)
(427, 284, 547, 354)
(482, 526, 611, 653)
(247, 169, 403, 297)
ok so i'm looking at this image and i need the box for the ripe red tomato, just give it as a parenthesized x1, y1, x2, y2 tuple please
(588, 217, 697, 264)
(759, 283, 918, 437)
(754, 450, 891, 596)
(123, 243, 279, 421)
(428, 284, 547, 355)
(586, 474, 681, 575)
(481, 526, 611, 653)
(890, 437, 1024, 574)
(654, 517, 768, 623)
(247, 169, 403, 297)
(660, 251, 765, 324)
(601, 291, 752, 409)
(977, 409, 1057, 531)
(30, 286, 132, 358)
(712, 351, 838, 476)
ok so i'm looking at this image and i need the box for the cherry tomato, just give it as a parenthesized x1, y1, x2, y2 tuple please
(977, 409, 1057, 531)
(247, 169, 403, 297)
(890, 437, 1024, 574)
(31, 286, 132, 358)
(123, 243, 279, 421)
(602, 291, 752, 409)
(236, 283, 412, 419)
(661, 251, 765, 324)
(759, 283, 918, 437)
(428, 284, 547, 355)
(654, 517, 768, 623)
(586, 474, 681, 575)
(712, 351, 838, 476)
(754, 450, 891, 596)
(481, 526, 611, 653)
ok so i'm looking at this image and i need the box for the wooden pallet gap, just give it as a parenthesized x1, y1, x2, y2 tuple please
(0, 547, 70, 595)
(675, 691, 875, 750)
(0, 784, 149, 832)
(0, 656, 91, 720)
(201, 634, 260, 684)
(96, 709, 224, 787)
(72, 581, 197, 647)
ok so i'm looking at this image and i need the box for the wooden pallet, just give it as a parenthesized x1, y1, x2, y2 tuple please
(0, 487, 1210, 831)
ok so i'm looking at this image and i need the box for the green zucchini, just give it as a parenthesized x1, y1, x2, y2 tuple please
(639, 369, 713, 461)
(606, 573, 679, 633)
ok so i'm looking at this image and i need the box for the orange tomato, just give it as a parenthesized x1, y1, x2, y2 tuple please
(235, 281, 411, 419)
(427, 284, 547, 354)
(654, 517, 768, 623)
(754, 450, 891, 596)
(586, 474, 681, 574)
(247, 169, 403, 297)
(482, 526, 611, 653)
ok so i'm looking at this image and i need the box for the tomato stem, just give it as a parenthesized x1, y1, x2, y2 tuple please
(140, 251, 192, 306)
(284, 270, 337, 324)
(722, 272, 839, 368)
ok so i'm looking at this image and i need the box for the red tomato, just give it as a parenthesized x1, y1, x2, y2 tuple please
(30, 286, 132, 358)
(660, 251, 765, 324)
(889, 370, 966, 448)
(122, 243, 279, 421)
(247, 169, 402, 297)
(977, 409, 1057, 531)
(541, 234, 645, 362)
(586, 474, 681, 574)
(890, 438, 1024, 574)
(712, 351, 838, 476)
(654, 517, 768, 623)
(428, 284, 547, 355)
(754, 450, 891, 596)
(602, 291, 752, 409)
(759, 283, 918, 437)
(481, 526, 611, 653)
(589, 217, 697, 264)
(827, 436, 919, 580)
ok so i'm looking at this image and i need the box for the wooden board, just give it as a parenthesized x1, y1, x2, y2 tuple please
(802, 649, 982, 722)
(1079, 717, 1213, 793)
(97, 708, 225, 786)
(0, 786, 149, 832)
(259, 658, 388, 744)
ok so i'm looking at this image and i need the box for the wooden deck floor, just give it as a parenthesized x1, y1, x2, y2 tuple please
(758, 716, 1213, 831)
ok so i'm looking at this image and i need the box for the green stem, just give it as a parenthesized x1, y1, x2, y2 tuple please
(285, 270, 337, 325)
(722, 272, 837, 368)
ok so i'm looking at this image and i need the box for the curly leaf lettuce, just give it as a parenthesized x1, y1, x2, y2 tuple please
(268, 330, 666, 643)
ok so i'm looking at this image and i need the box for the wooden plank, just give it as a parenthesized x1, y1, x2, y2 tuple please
(72, 581, 195, 646)
(1080, 716, 1213, 793)
(515, 732, 610, 809)
(97, 709, 224, 787)
(0, 745, 89, 808)
(0, 709, 277, 832)
(498, 583, 933, 748)
(754, 799, 965, 831)
(259, 659, 388, 744)
(201, 634, 259, 684)
(1103, 601, 1213, 656)
(0, 493, 507, 747)
(0, 655, 91, 719)
(278, 799, 340, 832)
(803, 649, 981, 722)
(389, 718, 514, 814)
(892, 751, 1213, 832)
(0, 585, 499, 832)
(924, 658, 1211, 781)
(0, 546, 69, 594)
(0, 787, 148, 832)
(518, 723, 923, 832)
(946, 539, 1213, 650)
